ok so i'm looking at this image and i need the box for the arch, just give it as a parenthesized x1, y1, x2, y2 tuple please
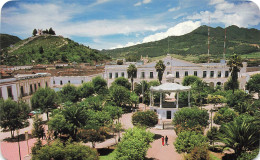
(216, 82, 221, 86)
(209, 82, 214, 88)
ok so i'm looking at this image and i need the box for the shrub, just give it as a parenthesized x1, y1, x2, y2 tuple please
(174, 131, 208, 153)
(226, 90, 251, 108)
(111, 77, 131, 90)
(213, 107, 238, 125)
(132, 110, 158, 128)
(237, 148, 259, 160)
(185, 146, 211, 160)
(172, 107, 209, 134)
(115, 127, 154, 160)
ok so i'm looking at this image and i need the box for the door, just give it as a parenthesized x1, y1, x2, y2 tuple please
(166, 111, 171, 119)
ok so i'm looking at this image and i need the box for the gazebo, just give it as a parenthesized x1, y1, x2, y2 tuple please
(149, 82, 191, 119)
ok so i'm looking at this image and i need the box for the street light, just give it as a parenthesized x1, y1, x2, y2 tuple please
(16, 130, 21, 160)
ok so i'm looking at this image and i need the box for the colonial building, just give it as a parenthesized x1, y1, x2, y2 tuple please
(104, 55, 247, 89)
(0, 73, 51, 107)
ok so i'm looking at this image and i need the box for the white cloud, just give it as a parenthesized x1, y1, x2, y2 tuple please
(142, 21, 201, 43)
(168, 7, 180, 12)
(134, 2, 142, 6)
(134, 0, 151, 6)
(187, 0, 260, 28)
(143, 0, 151, 4)
(110, 41, 141, 49)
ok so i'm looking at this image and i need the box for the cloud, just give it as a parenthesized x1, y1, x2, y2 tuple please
(168, 7, 180, 12)
(134, 0, 152, 6)
(142, 21, 201, 43)
(187, 0, 260, 28)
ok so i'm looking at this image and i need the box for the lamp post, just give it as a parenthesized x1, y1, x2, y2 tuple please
(210, 109, 213, 130)
(25, 131, 29, 154)
(16, 130, 21, 160)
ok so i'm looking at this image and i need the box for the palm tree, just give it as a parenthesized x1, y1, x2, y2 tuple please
(127, 64, 137, 91)
(227, 54, 243, 93)
(218, 116, 259, 157)
(155, 60, 166, 84)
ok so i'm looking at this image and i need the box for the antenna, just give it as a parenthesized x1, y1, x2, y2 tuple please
(208, 15, 210, 64)
(223, 28, 226, 60)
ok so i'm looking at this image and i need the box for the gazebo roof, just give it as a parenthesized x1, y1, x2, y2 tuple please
(150, 83, 191, 92)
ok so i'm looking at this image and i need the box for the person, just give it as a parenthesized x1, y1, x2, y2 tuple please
(162, 136, 164, 146)
(165, 136, 168, 145)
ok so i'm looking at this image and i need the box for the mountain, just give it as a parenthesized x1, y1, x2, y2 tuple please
(1, 35, 110, 65)
(0, 34, 21, 50)
(100, 25, 260, 61)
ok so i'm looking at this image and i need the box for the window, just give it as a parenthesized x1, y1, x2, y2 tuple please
(109, 73, 112, 79)
(218, 71, 221, 77)
(7, 86, 13, 99)
(150, 72, 154, 78)
(38, 83, 41, 88)
(225, 71, 229, 77)
(167, 72, 170, 75)
(45, 82, 48, 87)
(121, 72, 125, 77)
(30, 84, 33, 94)
(210, 71, 214, 78)
(0, 88, 2, 99)
(68, 80, 70, 84)
(185, 71, 188, 76)
(176, 71, 179, 78)
(203, 71, 207, 78)
(141, 72, 145, 78)
(34, 84, 37, 91)
(81, 80, 84, 84)
(115, 72, 118, 78)
(194, 71, 197, 76)
(53, 81, 55, 84)
(20, 86, 24, 97)
(60, 80, 63, 85)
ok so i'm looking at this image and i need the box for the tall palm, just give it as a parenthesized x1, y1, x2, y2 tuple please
(155, 60, 166, 84)
(127, 64, 137, 91)
(227, 54, 243, 93)
(218, 117, 259, 157)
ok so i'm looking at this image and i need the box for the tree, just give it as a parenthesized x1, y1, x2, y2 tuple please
(48, 27, 56, 35)
(31, 139, 99, 160)
(32, 114, 45, 139)
(31, 87, 58, 120)
(246, 73, 260, 98)
(0, 99, 30, 138)
(109, 85, 131, 107)
(226, 90, 251, 108)
(127, 64, 137, 91)
(191, 79, 208, 108)
(155, 60, 166, 84)
(132, 110, 158, 128)
(174, 131, 208, 153)
(78, 82, 95, 99)
(224, 77, 239, 91)
(227, 54, 243, 93)
(213, 107, 238, 125)
(80, 95, 103, 111)
(115, 127, 154, 160)
(33, 29, 37, 36)
(172, 107, 209, 134)
(206, 126, 219, 148)
(57, 84, 79, 103)
(92, 76, 108, 95)
(48, 113, 70, 138)
(185, 146, 211, 160)
(39, 46, 44, 54)
(103, 105, 123, 121)
(182, 76, 201, 86)
(219, 115, 259, 157)
(111, 77, 131, 90)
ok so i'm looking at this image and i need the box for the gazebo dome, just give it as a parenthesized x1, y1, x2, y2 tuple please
(150, 83, 191, 92)
(166, 74, 175, 82)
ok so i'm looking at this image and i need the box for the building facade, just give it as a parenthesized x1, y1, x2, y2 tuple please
(104, 55, 248, 89)
(0, 73, 51, 107)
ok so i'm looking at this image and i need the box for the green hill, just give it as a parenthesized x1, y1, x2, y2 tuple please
(100, 25, 260, 62)
(1, 35, 110, 65)
(0, 34, 21, 50)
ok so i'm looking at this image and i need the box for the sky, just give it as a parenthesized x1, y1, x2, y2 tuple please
(1, 0, 260, 50)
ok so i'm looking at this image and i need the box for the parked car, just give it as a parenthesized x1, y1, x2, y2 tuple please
(28, 109, 42, 117)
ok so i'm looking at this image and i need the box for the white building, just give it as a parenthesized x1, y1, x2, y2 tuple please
(0, 73, 51, 107)
(104, 55, 248, 89)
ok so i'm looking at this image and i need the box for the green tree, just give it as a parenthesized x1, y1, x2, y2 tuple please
(191, 79, 208, 108)
(246, 73, 260, 98)
(92, 76, 108, 95)
(127, 64, 137, 91)
(227, 54, 243, 93)
(32, 139, 99, 160)
(103, 105, 123, 121)
(213, 107, 238, 125)
(78, 82, 95, 99)
(172, 107, 209, 134)
(39, 46, 44, 54)
(31, 87, 58, 120)
(32, 114, 45, 139)
(48, 113, 70, 138)
(132, 110, 158, 127)
(206, 126, 219, 148)
(182, 76, 201, 86)
(80, 96, 103, 111)
(226, 90, 251, 108)
(115, 127, 154, 160)
(111, 77, 131, 90)
(48, 27, 56, 35)
(155, 60, 166, 84)
(57, 84, 79, 103)
(0, 99, 30, 138)
(219, 115, 259, 157)
(33, 29, 37, 36)
(174, 131, 208, 153)
(109, 85, 131, 107)
(224, 77, 239, 91)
